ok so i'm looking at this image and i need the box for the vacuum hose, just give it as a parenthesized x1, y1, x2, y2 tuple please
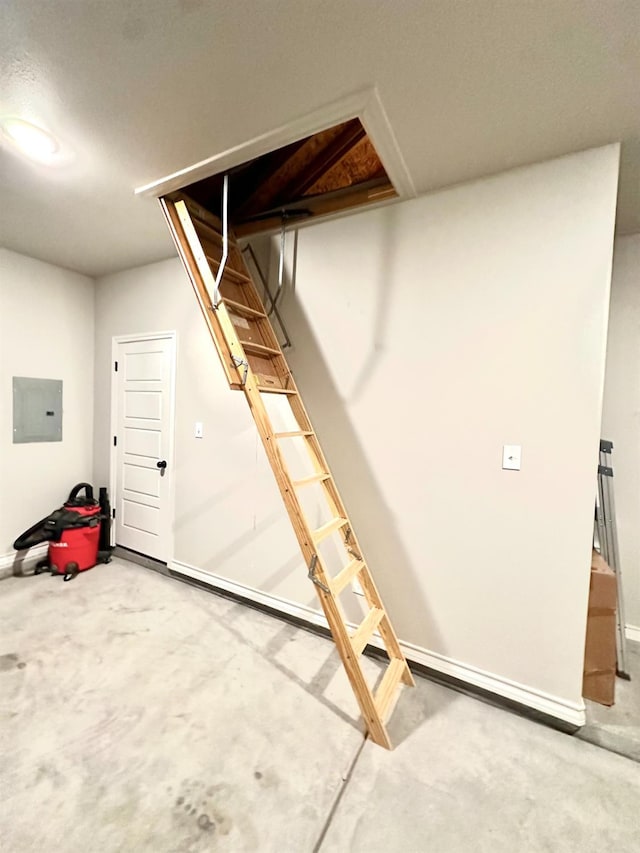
(13, 517, 56, 551)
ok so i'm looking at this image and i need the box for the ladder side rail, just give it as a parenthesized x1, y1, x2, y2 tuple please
(173, 200, 257, 387)
(243, 377, 393, 749)
(160, 198, 241, 389)
(285, 391, 411, 677)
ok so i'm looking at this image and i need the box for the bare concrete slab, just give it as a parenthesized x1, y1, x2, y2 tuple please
(0, 558, 378, 852)
(4, 557, 640, 853)
(320, 676, 640, 853)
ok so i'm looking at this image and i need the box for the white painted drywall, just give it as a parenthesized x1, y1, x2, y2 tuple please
(92, 144, 618, 717)
(92, 253, 309, 602)
(278, 144, 619, 706)
(0, 249, 95, 565)
(602, 234, 640, 634)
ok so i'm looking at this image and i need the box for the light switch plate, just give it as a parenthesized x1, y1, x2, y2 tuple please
(503, 444, 521, 470)
(195, 421, 204, 438)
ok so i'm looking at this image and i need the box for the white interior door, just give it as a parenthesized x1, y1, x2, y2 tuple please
(113, 334, 175, 562)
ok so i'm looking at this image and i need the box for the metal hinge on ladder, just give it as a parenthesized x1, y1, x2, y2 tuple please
(308, 555, 329, 593)
(231, 355, 249, 385)
(345, 527, 361, 561)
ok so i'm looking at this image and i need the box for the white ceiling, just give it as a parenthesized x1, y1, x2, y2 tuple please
(1, 0, 638, 277)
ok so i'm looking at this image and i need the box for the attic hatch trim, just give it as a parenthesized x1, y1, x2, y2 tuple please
(135, 87, 416, 202)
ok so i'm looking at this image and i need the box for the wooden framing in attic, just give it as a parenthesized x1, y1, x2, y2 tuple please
(177, 118, 396, 237)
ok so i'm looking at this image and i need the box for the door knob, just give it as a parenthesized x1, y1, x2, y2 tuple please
(156, 460, 167, 469)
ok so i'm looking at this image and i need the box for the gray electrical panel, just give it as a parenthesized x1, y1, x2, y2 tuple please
(13, 377, 63, 443)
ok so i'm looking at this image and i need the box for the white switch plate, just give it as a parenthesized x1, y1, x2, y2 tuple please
(502, 445, 521, 470)
(195, 421, 204, 438)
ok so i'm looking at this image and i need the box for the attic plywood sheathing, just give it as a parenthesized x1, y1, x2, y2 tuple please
(182, 118, 396, 236)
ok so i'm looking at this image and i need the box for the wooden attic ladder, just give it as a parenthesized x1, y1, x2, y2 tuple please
(160, 191, 414, 749)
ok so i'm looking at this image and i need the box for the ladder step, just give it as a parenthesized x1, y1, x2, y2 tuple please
(331, 558, 364, 595)
(292, 472, 331, 488)
(312, 516, 348, 544)
(205, 254, 250, 284)
(351, 607, 384, 656)
(274, 430, 314, 439)
(223, 298, 266, 319)
(242, 340, 282, 358)
(258, 386, 298, 395)
(193, 216, 240, 248)
(374, 659, 407, 721)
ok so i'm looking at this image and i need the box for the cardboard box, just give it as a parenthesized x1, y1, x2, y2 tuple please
(582, 550, 617, 706)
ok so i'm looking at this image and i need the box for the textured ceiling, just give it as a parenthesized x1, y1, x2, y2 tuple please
(1, 0, 638, 277)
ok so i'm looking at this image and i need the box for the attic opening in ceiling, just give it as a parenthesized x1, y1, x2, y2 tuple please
(172, 118, 396, 238)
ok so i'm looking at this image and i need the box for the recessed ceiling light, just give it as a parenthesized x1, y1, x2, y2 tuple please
(1, 118, 61, 165)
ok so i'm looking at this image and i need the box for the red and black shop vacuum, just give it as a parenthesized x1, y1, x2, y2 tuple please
(13, 483, 113, 581)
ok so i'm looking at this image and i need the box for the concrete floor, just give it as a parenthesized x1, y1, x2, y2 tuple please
(1, 558, 639, 852)
(579, 639, 640, 762)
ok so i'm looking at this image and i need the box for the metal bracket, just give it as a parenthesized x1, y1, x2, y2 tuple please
(308, 555, 330, 593)
(231, 355, 249, 386)
(211, 174, 229, 307)
(240, 243, 292, 348)
(274, 213, 286, 310)
(344, 527, 361, 561)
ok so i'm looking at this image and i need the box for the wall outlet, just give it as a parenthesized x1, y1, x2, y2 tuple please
(502, 444, 521, 470)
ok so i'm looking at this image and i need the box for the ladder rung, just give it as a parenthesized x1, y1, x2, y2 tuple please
(292, 472, 331, 488)
(312, 516, 348, 544)
(374, 659, 406, 721)
(205, 254, 250, 283)
(331, 558, 364, 595)
(194, 217, 240, 248)
(258, 386, 298, 395)
(351, 607, 384, 656)
(242, 340, 282, 358)
(274, 430, 314, 439)
(223, 298, 266, 319)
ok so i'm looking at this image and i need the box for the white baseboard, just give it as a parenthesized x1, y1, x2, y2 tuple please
(626, 624, 640, 643)
(171, 559, 586, 728)
(0, 544, 48, 580)
(393, 639, 585, 727)
(172, 559, 331, 629)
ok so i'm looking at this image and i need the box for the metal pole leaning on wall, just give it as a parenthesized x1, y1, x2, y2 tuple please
(597, 440, 630, 680)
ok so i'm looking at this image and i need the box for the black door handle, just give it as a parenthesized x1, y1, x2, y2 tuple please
(156, 460, 167, 469)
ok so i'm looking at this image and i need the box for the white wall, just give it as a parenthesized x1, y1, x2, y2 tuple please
(0, 249, 95, 570)
(93, 255, 310, 604)
(278, 144, 619, 717)
(93, 144, 619, 724)
(602, 234, 640, 637)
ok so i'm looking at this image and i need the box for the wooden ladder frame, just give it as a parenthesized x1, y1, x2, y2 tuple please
(160, 194, 414, 749)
